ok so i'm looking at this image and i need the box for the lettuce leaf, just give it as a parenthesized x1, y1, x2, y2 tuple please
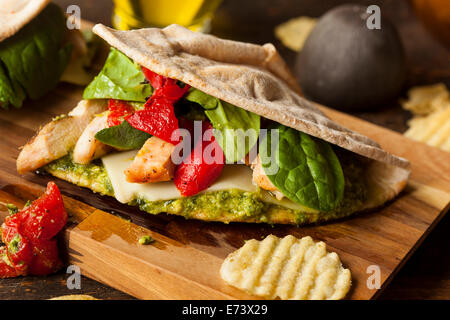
(0, 3, 72, 109)
(185, 89, 260, 162)
(83, 48, 152, 102)
(260, 124, 345, 211)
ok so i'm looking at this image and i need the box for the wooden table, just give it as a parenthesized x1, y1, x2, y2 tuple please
(1, 0, 448, 300)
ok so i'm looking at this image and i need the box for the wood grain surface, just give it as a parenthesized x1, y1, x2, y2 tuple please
(0, 78, 448, 299)
(0, 0, 449, 300)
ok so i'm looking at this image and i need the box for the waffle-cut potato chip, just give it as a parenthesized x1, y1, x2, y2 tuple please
(401, 83, 450, 116)
(405, 106, 450, 152)
(220, 235, 351, 300)
(402, 83, 450, 152)
(275, 16, 317, 52)
(49, 294, 98, 300)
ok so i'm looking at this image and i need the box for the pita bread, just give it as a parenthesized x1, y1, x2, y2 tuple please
(18, 24, 411, 225)
(89, 24, 410, 222)
(92, 24, 409, 171)
(0, 0, 50, 42)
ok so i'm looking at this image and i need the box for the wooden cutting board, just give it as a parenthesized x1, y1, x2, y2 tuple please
(0, 82, 449, 299)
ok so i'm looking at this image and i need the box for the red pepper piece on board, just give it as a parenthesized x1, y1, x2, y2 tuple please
(28, 238, 62, 276)
(127, 98, 180, 144)
(19, 181, 67, 241)
(2, 214, 33, 272)
(107, 99, 135, 127)
(174, 122, 225, 196)
(0, 182, 67, 279)
(0, 247, 21, 278)
(2, 213, 21, 244)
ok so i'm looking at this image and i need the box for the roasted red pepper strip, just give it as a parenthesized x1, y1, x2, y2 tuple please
(28, 238, 62, 276)
(127, 98, 180, 143)
(142, 67, 165, 91)
(178, 118, 195, 142)
(0, 247, 21, 278)
(20, 182, 67, 241)
(172, 118, 197, 161)
(141, 67, 190, 100)
(107, 99, 135, 127)
(127, 68, 190, 143)
(0, 182, 67, 278)
(174, 122, 225, 196)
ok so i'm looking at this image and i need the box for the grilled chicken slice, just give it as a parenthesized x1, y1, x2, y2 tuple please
(251, 155, 285, 200)
(125, 136, 176, 183)
(73, 112, 112, 164)
(16, 99, 108, 174)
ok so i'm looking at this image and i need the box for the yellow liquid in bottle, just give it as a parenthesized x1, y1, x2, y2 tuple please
(112, 0, 222, 31)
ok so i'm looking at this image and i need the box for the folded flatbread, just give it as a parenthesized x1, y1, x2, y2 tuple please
(0, 0, 50, 42)
(17, 24, 410, 225)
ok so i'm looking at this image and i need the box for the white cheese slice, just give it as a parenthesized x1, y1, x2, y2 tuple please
(102, 150, 257, 204)
(102, 151, 317, 213)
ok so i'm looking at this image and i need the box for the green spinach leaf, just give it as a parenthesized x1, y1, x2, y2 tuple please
(95, 120, 151, 150)
(260, 124, 344, 211)
(83, 48, 152, 102)
(0, 3, 72, 109)
(0, 63, 25, 109)
(185, 89, 260, 162)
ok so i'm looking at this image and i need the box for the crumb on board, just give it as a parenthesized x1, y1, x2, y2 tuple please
(139, 235, 155, 245)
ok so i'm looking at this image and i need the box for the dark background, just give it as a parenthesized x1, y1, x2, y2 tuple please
(1, 0, 448, 299)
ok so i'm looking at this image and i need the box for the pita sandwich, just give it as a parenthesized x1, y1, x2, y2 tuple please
(0, 0, 97, 110)
(16, 24, 410, 225)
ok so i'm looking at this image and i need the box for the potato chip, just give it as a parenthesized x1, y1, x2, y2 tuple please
(405, 107, 450, 140)
(402, 83, 450, 152)
(275, 16, 317, 52)
(405, 106, 450, 151)
(401, 83, 449, 116)
(220, 235, 351, 300)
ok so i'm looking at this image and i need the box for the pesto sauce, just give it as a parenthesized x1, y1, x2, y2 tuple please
(138, 235, 155, 245)
(129, 158, 367, 223)
(131, 149, 368, 223)
(44, 155, 114, 196)
(6, 203, 18, 215)
(310, 156, 368, 223)
(130, 189, 268, 219)
(44, 150, 368, 224)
